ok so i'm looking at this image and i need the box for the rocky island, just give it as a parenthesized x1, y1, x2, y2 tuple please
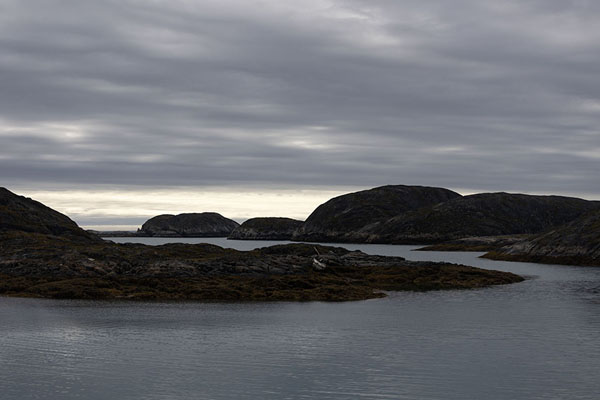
(228, 217, 303, 240)
(293, 185, 461, 243)
(0, 188, 523, 301)
(138, 212, 239, 237)
(293, 186, 599, 245)
(365, 193, 599, 244)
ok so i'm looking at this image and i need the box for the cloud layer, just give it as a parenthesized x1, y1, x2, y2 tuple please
(2, 0, 599, 209)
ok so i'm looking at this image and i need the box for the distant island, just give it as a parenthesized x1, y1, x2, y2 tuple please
(138, 212, 239, 237)
(0, 187, 523, 301)
(292, 186, 599, 244)
(228, 217, 303, 240)
(90, 184, 600, 267)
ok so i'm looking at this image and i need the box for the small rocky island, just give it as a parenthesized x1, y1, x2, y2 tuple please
(138, 212, 239, 237)
(228, 217, 303, 240)
(0, 188, 523, 301)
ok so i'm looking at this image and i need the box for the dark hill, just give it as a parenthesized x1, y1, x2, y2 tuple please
(229, 217, 303, 240)
(139, 213, 239, 237)
(484, 208, 600, 266)
(0, 187, 99, 242)
(292, 185, 461, 242)
(364, 193, 600, 244)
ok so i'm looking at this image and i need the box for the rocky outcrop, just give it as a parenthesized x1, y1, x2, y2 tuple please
(484, 209, 600, 266)
(0, 188, 523, 301)
(0, 187, 99, 242)
(228, 217, 303, 240)
(292, 185, 461, 242)
(358, 193, 600, 244)
(138, 213, 239, 237)
(0, 234, 524, 301)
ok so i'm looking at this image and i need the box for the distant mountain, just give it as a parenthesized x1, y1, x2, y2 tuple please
(362, 193, 600, 244)
(484, 208, 600, 266)
(0, 187, 99, 242)
(292, 185, 462, 242)
(139, 213, 239, 237)
(229, 217, 303, 240)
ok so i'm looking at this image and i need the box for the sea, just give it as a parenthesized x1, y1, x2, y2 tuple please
(1, 237, 599, 400)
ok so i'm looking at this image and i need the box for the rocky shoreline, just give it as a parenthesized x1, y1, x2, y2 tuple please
(0, 232, 523, 301)
(416, 235, 530, 252)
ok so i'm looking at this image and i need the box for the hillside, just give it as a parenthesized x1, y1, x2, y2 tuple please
(484, 209, 600, 266)
(361, 193, 600, 244)
(0, 187, 99, 242)
(292, 185, 461, 242)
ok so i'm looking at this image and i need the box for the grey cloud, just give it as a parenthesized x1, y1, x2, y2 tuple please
(0, 0, 599, 198)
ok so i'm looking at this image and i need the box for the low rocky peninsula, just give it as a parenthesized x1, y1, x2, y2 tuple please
(483, 209, 600, 267)
(0, 188, 523, 301)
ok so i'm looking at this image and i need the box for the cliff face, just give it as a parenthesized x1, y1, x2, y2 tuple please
(228, 217, 303, 240)
(292, 185, 462, 242)
(139, 213, 239, 237)
(484, 209, 600, 266)
(362, 193, 600, 244)
(0, 187, 99, 242)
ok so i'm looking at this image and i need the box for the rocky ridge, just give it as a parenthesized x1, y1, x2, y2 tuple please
(298, 191, 599, 244)
(484, 209, 600, 266)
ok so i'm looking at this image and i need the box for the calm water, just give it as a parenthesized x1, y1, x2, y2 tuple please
(1, 238, 599, 400)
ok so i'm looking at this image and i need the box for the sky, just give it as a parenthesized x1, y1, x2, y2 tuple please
(1, 0, 599, 229)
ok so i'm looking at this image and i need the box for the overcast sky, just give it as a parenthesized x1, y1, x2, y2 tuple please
(1, 0, 599, 228)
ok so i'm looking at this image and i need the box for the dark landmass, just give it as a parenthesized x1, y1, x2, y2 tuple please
(91, 186, 598, 247)
(416, 235, 531, 252)
(0, 188, 100, 243)
(364, 193, 599, 244)
(292, 185, 461, 242)
(0, 187, 523, 301)
(138, 213, 239, 237)
(0, 234, 522, 301)
(296, 190, 599, 244)
(483, 209, 600, 267)
(228, 217, 303, 240)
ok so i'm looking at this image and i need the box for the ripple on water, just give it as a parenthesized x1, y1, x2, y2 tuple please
(1, 240, 600, 400)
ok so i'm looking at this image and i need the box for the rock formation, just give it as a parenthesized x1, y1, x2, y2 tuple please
(139, 213, 239, 237)
(362, 193, 600, 244)
(484, 209, 600, 266)
(228, 217, 303, 240)
(0, 187, 523, 300)
(292, 185, 461, 242)
(0, 187, 99, 242)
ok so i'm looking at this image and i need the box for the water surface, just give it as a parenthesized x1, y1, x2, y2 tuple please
(1, 238, 599, 399)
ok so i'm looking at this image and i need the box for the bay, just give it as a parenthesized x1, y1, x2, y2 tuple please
(1, 237, 599, 399)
